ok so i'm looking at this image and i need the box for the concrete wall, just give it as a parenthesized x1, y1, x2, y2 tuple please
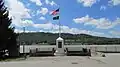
(20, 45, 55, 53)
(20, 45, 120, 53)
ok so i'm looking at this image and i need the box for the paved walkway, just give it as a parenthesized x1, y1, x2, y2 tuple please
(0, 54, 120, 67)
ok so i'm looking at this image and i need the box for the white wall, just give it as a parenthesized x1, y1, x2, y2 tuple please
(20, 45, 120, 53)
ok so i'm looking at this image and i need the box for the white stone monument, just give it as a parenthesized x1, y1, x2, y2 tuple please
(54, 37, 65, 56)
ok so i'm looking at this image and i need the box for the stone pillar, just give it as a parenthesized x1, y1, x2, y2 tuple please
(54, 37, 65, 56)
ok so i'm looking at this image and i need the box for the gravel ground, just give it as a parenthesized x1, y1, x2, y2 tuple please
(0, 53, 120, 67)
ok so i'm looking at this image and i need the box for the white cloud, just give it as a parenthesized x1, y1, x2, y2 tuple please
(50, 1, 57, 6)
(73, 15, 120, 29)
(109, 31, 120, 38)
(100, 5, 107, 10)
(45, 0, 57, 6)
(35, 24, 106, 37)
(60, 26, 105, 36)
(33, 23, 54, 29)
(109, 0, 120, 6)
(13, 18, 111, 37)
(15, 29, 36, 33)
(77, 0, 99, 7)
(21, 20, 34, 27)
(73, 15, 90, 23)
(14, 29, 23, 33)
(13, 19, 108, 37)
(39, 7, 48, 15)
(6, 0, 31, 27)
(15, 19, 114, 38)
(33, 23, 105, 37)
(39, 16, 46, 20)
(30, 0, 42, 6)
(19, 20, 54, 30)
(110, 31, 120, 35)
(14, 19, 104, 36)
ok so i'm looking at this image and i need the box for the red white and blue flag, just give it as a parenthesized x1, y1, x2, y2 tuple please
(51, 8, 59, 15)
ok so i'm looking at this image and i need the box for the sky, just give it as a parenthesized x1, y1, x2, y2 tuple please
(4, 0, 120, 38)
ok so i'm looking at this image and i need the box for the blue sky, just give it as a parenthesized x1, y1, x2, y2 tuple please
(5, 0, 120, 38)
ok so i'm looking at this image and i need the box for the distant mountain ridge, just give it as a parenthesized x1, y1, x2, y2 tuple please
(18, 32, 120, 45)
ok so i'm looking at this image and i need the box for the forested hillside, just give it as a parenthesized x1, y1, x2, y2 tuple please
(18, 32, 120, 45)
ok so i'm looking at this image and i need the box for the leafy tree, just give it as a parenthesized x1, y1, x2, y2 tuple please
(0, 0, 19, 57)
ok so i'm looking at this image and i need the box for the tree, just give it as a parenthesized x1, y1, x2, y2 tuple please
(0, 0, 19, 57)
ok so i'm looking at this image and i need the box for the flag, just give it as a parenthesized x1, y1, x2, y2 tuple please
(53, 16, 59, 20)
(51, 8, 59, 15)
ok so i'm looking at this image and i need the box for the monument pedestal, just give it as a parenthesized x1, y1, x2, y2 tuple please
(54, 37, 65, 56)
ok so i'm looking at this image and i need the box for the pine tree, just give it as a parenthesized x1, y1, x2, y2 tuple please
(0, 0, 19, 57)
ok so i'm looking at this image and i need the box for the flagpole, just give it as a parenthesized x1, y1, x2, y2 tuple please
(58, 7, 61, 37)
(58, 17, 61, 37)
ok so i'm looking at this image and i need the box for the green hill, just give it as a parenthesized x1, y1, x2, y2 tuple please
(17, 32, 120, 45)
